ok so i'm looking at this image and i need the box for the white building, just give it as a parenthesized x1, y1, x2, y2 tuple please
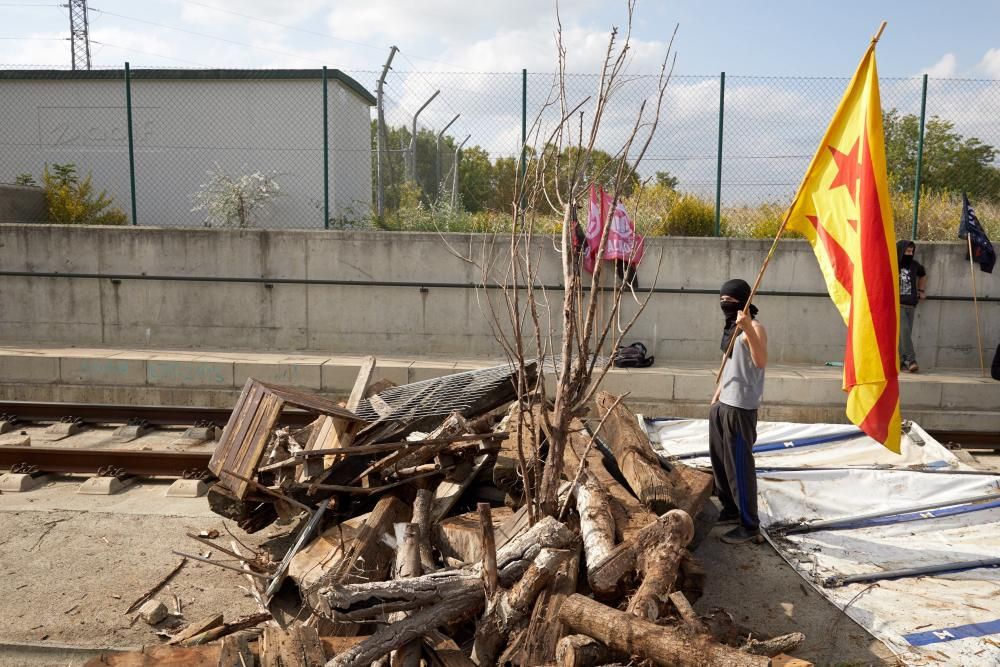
(0, 68, 376, 227)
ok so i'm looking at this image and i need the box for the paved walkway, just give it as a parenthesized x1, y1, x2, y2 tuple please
(0, 345, 997, 431)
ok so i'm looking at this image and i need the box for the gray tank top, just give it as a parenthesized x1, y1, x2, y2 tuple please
(720, 332, 765, 410)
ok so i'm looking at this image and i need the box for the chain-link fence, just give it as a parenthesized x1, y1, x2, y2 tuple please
(1, 65, 999, 240)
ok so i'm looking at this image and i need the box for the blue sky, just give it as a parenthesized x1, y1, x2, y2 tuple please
(2, 0, 999, 78)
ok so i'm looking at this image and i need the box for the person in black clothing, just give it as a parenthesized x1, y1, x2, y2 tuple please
(897, 240, 927, 373)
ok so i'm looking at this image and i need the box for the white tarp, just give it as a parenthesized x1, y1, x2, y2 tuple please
(645, 417, 1000, 666)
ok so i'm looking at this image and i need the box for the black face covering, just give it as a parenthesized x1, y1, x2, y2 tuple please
(720, 279, 758, 356)
(901, 254, 913, 269)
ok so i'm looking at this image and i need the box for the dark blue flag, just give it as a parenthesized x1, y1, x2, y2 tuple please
(959, 193, 995, 274)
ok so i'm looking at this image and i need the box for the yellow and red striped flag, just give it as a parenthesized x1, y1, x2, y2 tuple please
(785, 42, 901, 452)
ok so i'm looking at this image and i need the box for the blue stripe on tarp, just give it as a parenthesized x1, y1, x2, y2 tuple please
(667, 428, 864, 460)
(835, 499, 1000, 529)
(904, 618, 1000, 646)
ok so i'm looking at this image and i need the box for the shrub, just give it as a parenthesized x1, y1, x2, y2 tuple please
(42, 163, 128, 225)
(15, 173, 36, 186)
(191, 164, 280, 228)
(662, 194, 715, 236)
(625, 182, 679, 236)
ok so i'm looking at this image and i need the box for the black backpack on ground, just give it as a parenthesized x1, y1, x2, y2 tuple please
(613, 342, 654, 368)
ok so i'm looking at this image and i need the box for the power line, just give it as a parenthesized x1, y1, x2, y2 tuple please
(88, 6, 325, 64)
(175, 0, 469, 70)
(90, 40, 209, 67)
(0, 36, 66, 39)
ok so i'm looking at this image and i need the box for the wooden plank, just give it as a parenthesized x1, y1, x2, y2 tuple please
(261, 625, 293, 667)
(294, 625, 327, 664)
(216, 382, 267, 493)
(208, 378, 257, 477)
(167, 614, 224, 646)
(231, 392, 285, 499)
(216, 634, 252, 667)
(430, 454, 489, 523)
(82, 637, 367, 667)
(261, 382, 365, 421)
(346, 356, 377, 411)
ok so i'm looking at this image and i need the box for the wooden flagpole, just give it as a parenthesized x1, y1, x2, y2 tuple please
(967, 235, 986, 376)
(715, 20, 888, 387)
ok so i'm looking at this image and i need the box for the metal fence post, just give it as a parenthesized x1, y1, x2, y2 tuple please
(322, 66, 329, 229)
(124, 62, 137, 226)
(520, 68, 527, 215)
(714, 71, 725, 237)
(911, 73, 928, 240)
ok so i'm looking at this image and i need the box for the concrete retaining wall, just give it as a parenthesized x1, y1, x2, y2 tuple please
(0, 224, 996, 368)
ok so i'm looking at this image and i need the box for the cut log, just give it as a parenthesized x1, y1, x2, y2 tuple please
(574, 468, 615, 592)
(668, 591, 707, 634)
(317, 516, 575, 622)
(324, 588, 482, 667)
(411, 487, 437, 572)
(558, 594, 770, 667)
(389, 523, 423, 667)
(555, 634, 622, 667)
(742, 632, 806, 657)
(477, 502, 498, 598)
(471, 547, 571, 666)
(521, 543, 581, 666)
(424, 632, 477, 667)
(595, 392, 714, 517)
(434, 507, 514, 564)
(493, 403, 545, 492)
(627, 544, 686, 622)
(589, 509, 693, 597)
(563, 419, 656, 541)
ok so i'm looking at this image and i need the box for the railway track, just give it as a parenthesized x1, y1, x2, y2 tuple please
(0, 401, 994, 481)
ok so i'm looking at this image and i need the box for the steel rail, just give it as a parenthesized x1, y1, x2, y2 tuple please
(0, 400, 315, 427)
(0, 446, 211, 477)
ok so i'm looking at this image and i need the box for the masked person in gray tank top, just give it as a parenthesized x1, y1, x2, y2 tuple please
(710, 279, 767, 545)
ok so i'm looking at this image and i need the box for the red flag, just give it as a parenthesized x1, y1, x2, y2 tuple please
(584, 185, 644, 274)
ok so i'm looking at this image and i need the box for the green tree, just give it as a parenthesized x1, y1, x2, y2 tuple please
(457, 146, 495, 212)
(883, 109, 1000, 200)
(654, 170, 678, 189)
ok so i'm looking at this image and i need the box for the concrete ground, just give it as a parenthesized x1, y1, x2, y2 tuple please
(0, 479, 294, 667)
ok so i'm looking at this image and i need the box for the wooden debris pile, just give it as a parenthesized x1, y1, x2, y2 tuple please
(88, 360, 808, 667)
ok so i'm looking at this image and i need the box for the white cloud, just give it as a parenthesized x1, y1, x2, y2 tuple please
(921, 53, 957, 78)
(977, 48, 1000, 78)
(1, 32, 70, 67)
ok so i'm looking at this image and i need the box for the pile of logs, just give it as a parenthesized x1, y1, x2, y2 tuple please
(86, 360, 807, 667)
